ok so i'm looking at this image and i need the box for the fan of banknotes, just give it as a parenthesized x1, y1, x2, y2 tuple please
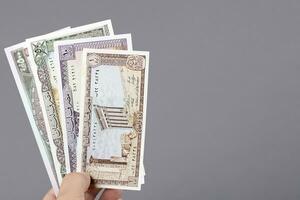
(5, 19, 148, 194)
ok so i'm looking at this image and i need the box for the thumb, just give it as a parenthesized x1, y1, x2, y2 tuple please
(57, 172, 91, 200)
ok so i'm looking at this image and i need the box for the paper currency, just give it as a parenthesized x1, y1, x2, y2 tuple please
(78, 49, 149, 190)
(53, 34, 132, 173)
(4, 27, 72, 194)
(26, 20, 114, 183)
(5, 20, 149, 192)
(5, 43, 60, 193)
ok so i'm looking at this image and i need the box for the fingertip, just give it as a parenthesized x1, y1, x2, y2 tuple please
(101, 189, 122, 200)
(63, 172, 91, 187)
(58, 172, 91, 199)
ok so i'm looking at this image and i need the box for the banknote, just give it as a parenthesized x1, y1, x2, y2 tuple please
(5, 43, 60, 193)
(53, 34, 132, 173)
(4, 27, 72, 194)
(26, 20, 114, 183)
(78, 49, 149, 190)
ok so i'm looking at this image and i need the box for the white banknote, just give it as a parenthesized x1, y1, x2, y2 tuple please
(4, 27, 71, 194)
(5, 42, 59, 194)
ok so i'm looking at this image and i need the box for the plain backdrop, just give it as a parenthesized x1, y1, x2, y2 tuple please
(1, 0, 300, 199)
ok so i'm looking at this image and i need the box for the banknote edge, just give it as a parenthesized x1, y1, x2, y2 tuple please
(53, 33, 132, 50)
(25, 20, 114, 44)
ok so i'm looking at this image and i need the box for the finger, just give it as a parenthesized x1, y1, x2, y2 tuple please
(43, 189, 56, 200)
(100, 189, 122, 200)
(85, 187, 102, 200)
(57, 172, 91, 200)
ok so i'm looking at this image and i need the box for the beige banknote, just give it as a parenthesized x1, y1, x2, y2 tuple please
(78, 49, 149, 190)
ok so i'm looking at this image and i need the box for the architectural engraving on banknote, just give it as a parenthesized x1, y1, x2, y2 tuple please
(78, 49, 149, 189)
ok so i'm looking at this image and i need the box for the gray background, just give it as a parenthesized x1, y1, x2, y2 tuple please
(0, 0, 300, 199)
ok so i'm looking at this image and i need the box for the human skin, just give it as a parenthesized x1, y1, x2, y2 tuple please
(43, 173, 122, 200)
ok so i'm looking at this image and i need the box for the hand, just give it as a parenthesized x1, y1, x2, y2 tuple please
(43, 173, 122, 200)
